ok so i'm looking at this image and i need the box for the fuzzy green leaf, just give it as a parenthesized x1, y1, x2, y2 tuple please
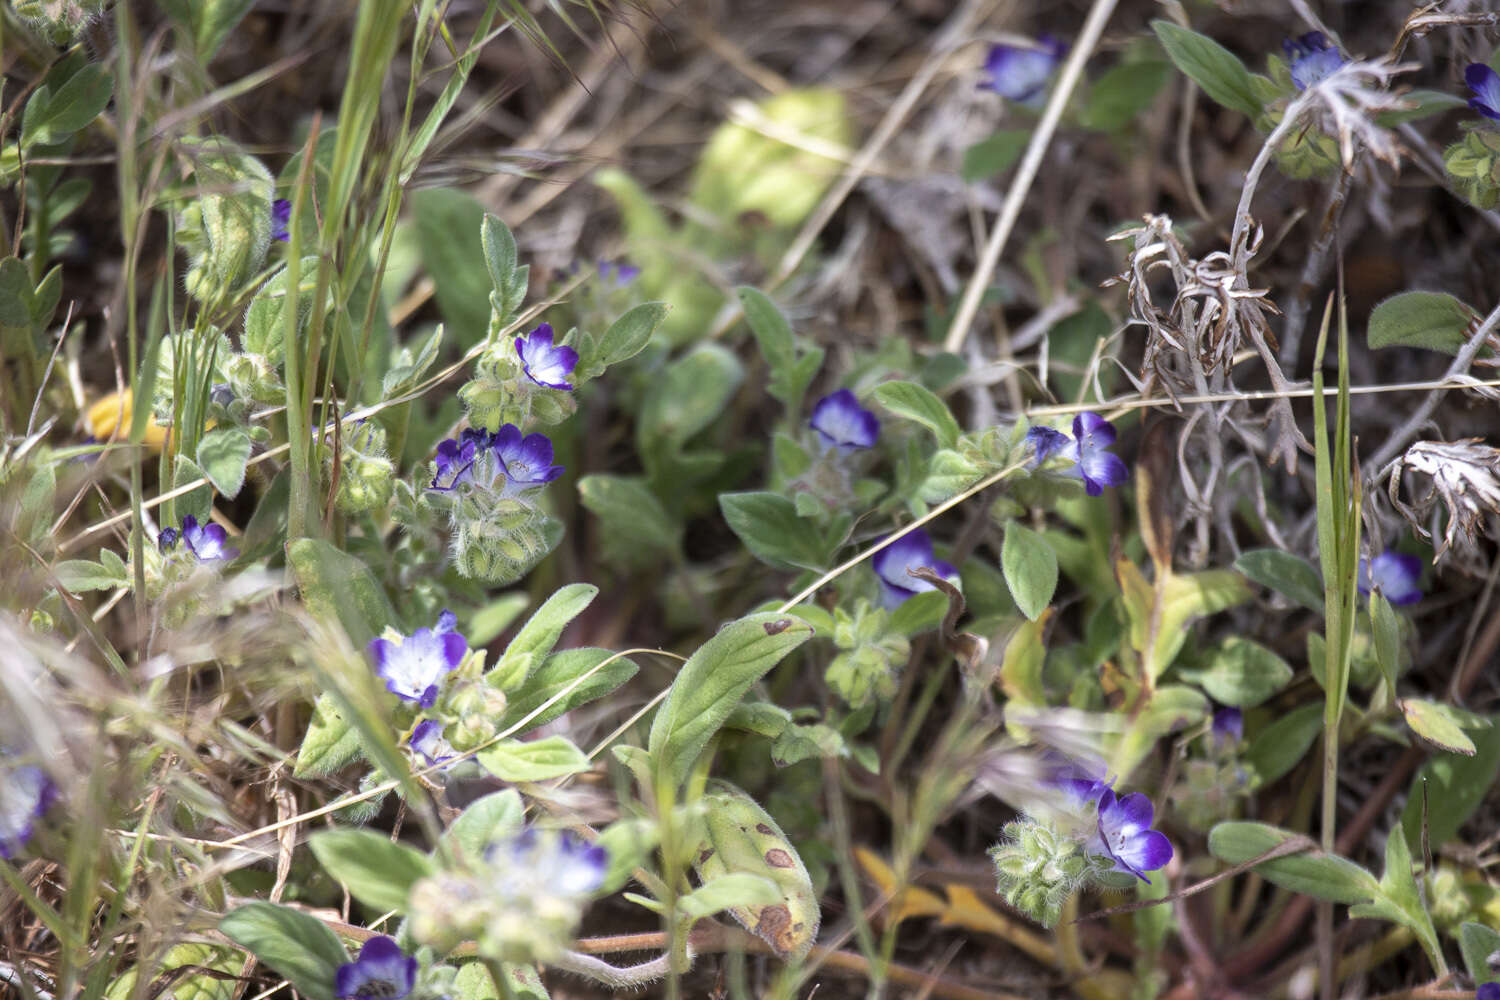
(197, 427, 252, 499)
(1001, 519, 1057, 622)
(309, 829, 434, 914)
(648, 613, 812, 789)
(1401, 698, 1477, 756)
(477, 735, 591, 782)
(719, 491, 827, 572)
(1401, 718, 1500, 850)
(489, 583, 598, 691)
(872, 380, 960, 448)
(1151, 21, 1264, 118)
(1368, 291, 1481, 356)
(1234, 548, 1324, 613)
(219, 902, 347, 1000)
(1208, 822, 1378, 903)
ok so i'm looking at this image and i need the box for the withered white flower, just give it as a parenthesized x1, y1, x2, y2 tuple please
(1385, 439, 1500, 563)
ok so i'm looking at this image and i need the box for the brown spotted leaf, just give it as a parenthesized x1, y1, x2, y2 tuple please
(693, 780, 820, 961)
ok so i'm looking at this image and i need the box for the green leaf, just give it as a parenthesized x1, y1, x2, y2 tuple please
(452, 961, 550, 1000)
(489, 583, 598, 691)
(693, 780, 820, 960)
(497, 647, 638, 735)
(411, 189, 491, 348)
(596, 817, 661, 893)
(1180, 637, 1293, 708)
(679, 873, 782, 921)
(197, 428, 252, 499)
(0, 258, 34, 327)
(886, 589, 949, 637)
(287, 538, 398, 647)
(23, 63, 113, 147)
(1375, 88, 1467, 126)
(592, 301, 668, 371)
(770, 721, 847, 767)
(1079, 60, 1171, 131)
(1369, 592, 1402, 696)
(1115, 685, 1208, 780)
(1402, 717, 1500, 849)
(219, 902, 347, 1000)
(872, 380, 960, 448)
(440, 789, 524, 862)
(1001, 519, 1057, 622)
(738, 285, 795, 373)
(308, 829, 435, 914)
(480, 213, 518, 300)
(1245, 702, 1322, 786)
(1151, 21, 1264, 118)
(171, 456, 214, 525)
(1207, 822, 1379, 903)
(105, 942, 241, 1000)
(467, 593, 531, 646)
(53, 558, 127, 594)
(638, 343, 745, 454)
(1234, 548, 1324, 613)
(1460, 922, 1500, 985)
(1349, 830, 1443, 973)
(243, 257, 323, 363)
(293, 695, 362, 779)
(719, 491, 827, 572)
(577, 475, 680, 568)
(648, 613, 813, 789)
(382, 325, 445, 400)
(1400, 698, 1477, 756)
(961, 129, 1030, 183)
(1367, 291, 1482, 356)
(477, 735, 591, 782)
(158, 0, 258, 60)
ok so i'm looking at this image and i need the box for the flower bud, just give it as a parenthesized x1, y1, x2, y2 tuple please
(1444, 129, 1500, 210)
(174, 139, 276, 304)
(12, 0, 106, 43)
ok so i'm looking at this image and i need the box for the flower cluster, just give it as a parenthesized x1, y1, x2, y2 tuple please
(991, 752, 1173, 925)
(369, 610, 467, 708)
(335, 936, 416, 1000)
(872, 528, 959, 609)
(1, 754, 56, 860)
(1283, 32, 1346, 91)
(409, 828, 607, 963)
(430, 424, 565, 497)
(983, 36, 1067, 105)
(1025, 412, 1128, 496)
(158, 515, 239, 562)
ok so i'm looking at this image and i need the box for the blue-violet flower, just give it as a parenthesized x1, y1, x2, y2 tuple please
(1284, 32, 1346, 91)
(1092, 788, 1174, 883)
(1041, 750, 1112, 809)
(1357, 551, 1423, 606)
(1, 760, 56, 860)
(873, 528, 960, 609)
(1061, 412, 1128, 496)
(1212, 707, 1244, 747)
(1025, 425, 1070, 467)
(598, 259, 641, 286)
(1466, 63, 1500, 123)
(271, 199, 291, 243)
(491, 424, 566, 494)
(1477, 983, 1500, 1000)
(516, 323, 578, 391)
(809, 389, 880, 452)
(369, 610, 466, 708)
(983, 36, 1067, 104)
(180, 514, 238, 561)
(430, 427, 491, 492)
(490, 828, 608, 898)
(409, 719, 458, 767)
(335, 936, 416, 1000)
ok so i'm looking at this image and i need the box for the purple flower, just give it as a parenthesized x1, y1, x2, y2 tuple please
(1025, 425, 1070, 467)
(810, 389, 880, 452)
(368, 611, 467, 708)
(872, 528, 960, 609)
(597, 259, 641, 286)
(430, 428, 492, 492)
(1060, 412, 1128, 496)
(335, 936, 416, 1000)
(1477, 983, 1500, 1000)
(409, 719, 457, 767)
(1357, 552, 1423, 606)
(271, 199, 292, 243)
(1, 761, 57, 860)
(1283, 32, 1346, 91)
(1212, 707, 1244, 747)
(1466, 63, 1500, 123)
(179, 515, 238, 561)
(983, 36, 1067, 104)
(1041, 750, 1113, 808)
(158, 527, 181, 553)
(1092, 789, 1174, 884)
(489, 829, 608, 898)
(516, 323, 578, 391)
(491, 423, 565, 494)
